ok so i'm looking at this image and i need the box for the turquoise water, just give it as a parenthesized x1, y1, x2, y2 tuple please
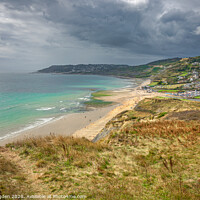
(0, 73, 136, 140)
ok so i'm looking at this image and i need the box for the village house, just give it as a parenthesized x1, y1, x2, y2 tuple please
(192, 62, 200, 66)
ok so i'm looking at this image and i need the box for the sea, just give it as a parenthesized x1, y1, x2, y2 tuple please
(0, 73, 140, 141)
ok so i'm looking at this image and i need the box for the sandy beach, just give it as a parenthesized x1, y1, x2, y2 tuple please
(73, 79, 166, 140)
(0, 79, 165, 146)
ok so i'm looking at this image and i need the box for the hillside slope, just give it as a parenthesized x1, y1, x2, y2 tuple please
(1, 98, 200, 199)
(37, 58, 181, 78)
(149, 56, 200, 93)
(37, 56, 200, 92)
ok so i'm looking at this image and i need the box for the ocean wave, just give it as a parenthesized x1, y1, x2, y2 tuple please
(121, 83, 136, 88)
(124, 85, 133, 88)
(36, 107, 55, 111)
(60, 103, 80, 111)
(0, 105, 18, 111)
(78, 97, 90, 101)
(69, 102, 76, 105)
(0, 118, 54, 141)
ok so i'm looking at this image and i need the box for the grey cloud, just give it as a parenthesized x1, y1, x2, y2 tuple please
(42, 0, 200, 56)
(0, 0, 200, 72)
(161, 9, 188, 23)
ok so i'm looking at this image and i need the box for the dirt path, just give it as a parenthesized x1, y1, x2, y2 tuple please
(0, 148, 49, 195)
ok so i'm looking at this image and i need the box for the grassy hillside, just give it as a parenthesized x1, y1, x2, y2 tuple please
(38, 64, 161, 78)
(37, 56, 200, 90)
(1, 98, 200, 199)
(147, 57, 181, 65)
(150, 56, 200, 92)
(37, 58, 182, 78)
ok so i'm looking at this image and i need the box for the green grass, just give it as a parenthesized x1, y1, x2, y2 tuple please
(134, 97, 200, 114)
(155, 96, 170, 99)
(158, 89, 183, 93)
(194, 96, 200, 99)
(162, 84, 184, 89)
(180, 72, 188, 77)
(85, 90, 113, 107)
(92, 90, 111, 97)
(84, 99, 113, 107)
(149, 82, 159, 86)
(157, 112, 168, 118)
(151, 67, 162, 73)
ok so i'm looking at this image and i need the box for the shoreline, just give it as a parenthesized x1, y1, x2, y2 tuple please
(0, 78, 157, 146)
(0, 105, 118, 146)
(72, 79, 167, 140)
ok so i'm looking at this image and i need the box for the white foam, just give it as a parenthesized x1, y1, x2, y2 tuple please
(36, 107, 55, 111)
(0, 117, 54, 141)
(69, 102, 76, 105)
(78, 97, 90, 101)
(124, 85, 133, 88)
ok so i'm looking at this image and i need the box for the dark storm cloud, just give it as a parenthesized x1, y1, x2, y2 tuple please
(42, 0, 200, 56)
(0, 0, 200, 71)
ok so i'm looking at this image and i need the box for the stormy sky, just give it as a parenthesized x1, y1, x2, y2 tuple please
(0, 0, 200, 72)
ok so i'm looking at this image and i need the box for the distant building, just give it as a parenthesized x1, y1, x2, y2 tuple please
(141, 86, 153, 93)
(192, 62, 200, 66)
(178, 76, 185, 80)
(193, 74, 199, 80)
(176, 90, 200, 98)
(147, 88, 153, 93)
(162, 80, 168, 84)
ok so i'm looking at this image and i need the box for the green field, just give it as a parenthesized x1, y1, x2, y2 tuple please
(92, 90, 111, 97)
(164, 84, 184, 89)
(148, 81, 159, 86)
(84, 90, 113, 107)
(84, 99, 113, 107)
(180, 72, 188, 77)
(158, 89, 183, 93)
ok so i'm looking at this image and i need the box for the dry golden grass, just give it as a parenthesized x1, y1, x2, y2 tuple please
(1, 124, 199, 199)
(10, 135, 109, 169)
(121, 120, 200, 139)
(105, 120, 200, 199)
(0, 150, 33, 197)
(0, 98, 200, 199)
(135, 97, 200, 114)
